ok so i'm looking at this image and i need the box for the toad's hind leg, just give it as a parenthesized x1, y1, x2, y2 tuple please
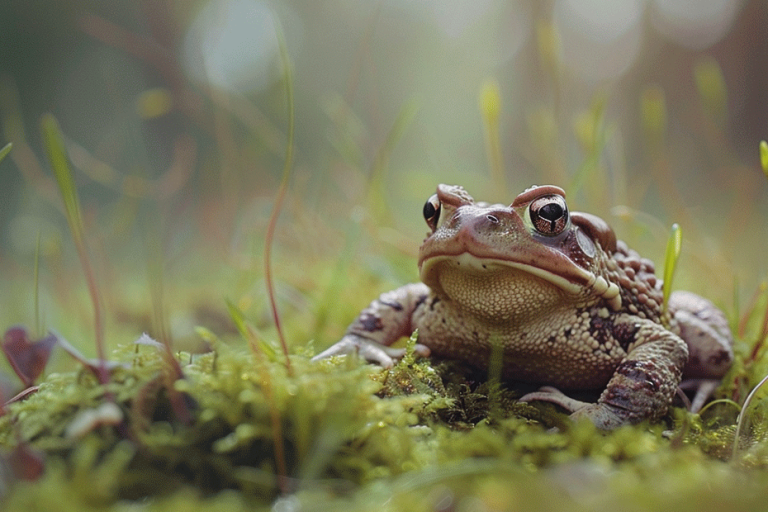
(669, 291, 734, 412)
(669, 291, 733, 379)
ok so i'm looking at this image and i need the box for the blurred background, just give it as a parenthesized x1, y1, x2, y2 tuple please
(0, 0, 766, 355)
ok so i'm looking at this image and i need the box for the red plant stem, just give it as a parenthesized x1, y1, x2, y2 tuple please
(264, 184, 291, 374)
(260, 24, 294, 492)
(263, 26, 295, 374)
(248, 333, 289, 494)
(42, 114, 109, 387)
(73, 237, 108, 386)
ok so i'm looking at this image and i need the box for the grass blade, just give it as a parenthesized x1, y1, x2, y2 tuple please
(34, 232, 42, 336)
(367, 98, 419, 221)
(0, 142, 11, 165)
(225, 298, 249, 340)
(40, 114, 107, 385)
(694, 57, 727, 126)
(662, 223, 682, 312)
(41, 117, 83, 244)
(732, 373, 768, 460)
(480, 79, 506, 199)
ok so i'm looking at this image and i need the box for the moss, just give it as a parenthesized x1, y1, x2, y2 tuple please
(0, 330, 764, 512)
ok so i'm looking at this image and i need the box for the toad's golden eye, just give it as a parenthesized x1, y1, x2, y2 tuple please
(423, 194, 441, 231)
(529, 195, 568, 235)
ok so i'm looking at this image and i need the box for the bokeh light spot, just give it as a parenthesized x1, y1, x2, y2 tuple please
(182, 0, 287, 93)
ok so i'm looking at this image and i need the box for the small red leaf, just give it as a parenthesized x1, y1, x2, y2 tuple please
(56, 333, 127, 375)
(2, 327, 57, 387)
(8, 444, 45, 481)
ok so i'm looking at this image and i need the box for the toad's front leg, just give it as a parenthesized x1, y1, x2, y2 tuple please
(522, 316, 689, 429)
(312, 283, 431, 367)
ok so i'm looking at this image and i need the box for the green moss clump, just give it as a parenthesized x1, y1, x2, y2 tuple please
(0, 335, 767, 511)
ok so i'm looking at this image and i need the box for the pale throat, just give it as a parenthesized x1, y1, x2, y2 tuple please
(434, 262, 579, 324)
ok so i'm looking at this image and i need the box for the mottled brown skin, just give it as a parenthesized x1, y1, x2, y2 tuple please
(314, 184, 733, 429)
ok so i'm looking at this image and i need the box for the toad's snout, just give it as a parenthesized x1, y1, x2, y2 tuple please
(453, 208, 523, 249)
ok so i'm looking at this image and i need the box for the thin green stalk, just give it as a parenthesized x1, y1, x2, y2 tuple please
(732, 373, 768, 460)
(40, 114, 108, 385)
(34, 232, 42, 336)
(367, 99, 419, 222)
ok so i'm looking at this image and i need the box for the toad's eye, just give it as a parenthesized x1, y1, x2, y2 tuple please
(423, 194, 441, 231)
(528, 195, 569, 235)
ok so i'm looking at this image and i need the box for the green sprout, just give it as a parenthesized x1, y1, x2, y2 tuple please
(0, 142, 11, 164)
(40, 114, 108, 385)
(694, 57, 727, 125)
(662, 223, 683, 312)
(480, 79, 506, 199)
(760, 140, 768, 179)
(641, 85, 667, 149)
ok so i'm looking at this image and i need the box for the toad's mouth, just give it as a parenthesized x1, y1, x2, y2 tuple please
(419, 251, 621, 309)
(420, 252, 585, 294)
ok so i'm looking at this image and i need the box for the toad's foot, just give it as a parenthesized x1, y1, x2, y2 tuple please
(519, 386, 629, 430)
(679, 379, 721, 413)
(519, 386, 590, 412)
(312, 334, 431, 368)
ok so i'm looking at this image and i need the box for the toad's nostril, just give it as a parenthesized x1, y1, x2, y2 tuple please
(486, 214, 499, 224)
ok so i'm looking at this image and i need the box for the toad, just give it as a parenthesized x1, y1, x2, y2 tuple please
(314, 184, 733, 429)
